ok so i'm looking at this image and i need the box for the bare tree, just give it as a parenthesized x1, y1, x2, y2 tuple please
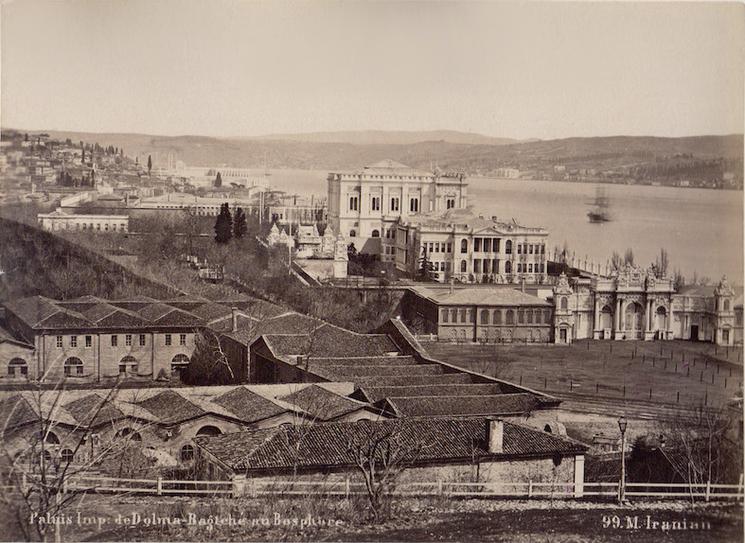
(658, 406, 741, 501)
(346, 421, 425, 522)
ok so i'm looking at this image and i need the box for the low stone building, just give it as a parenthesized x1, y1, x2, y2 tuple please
(37, 208, 129, 233)
(401, 285, 553, 342)
(193, 417, 588, 494)
(0, 383, 381, 471)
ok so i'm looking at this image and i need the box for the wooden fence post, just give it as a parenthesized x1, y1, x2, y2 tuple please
(157, 476, 162, 496)
(528, 480, 533, 498)
(705, 480, 711, 502)
(437, 479, 444, 496)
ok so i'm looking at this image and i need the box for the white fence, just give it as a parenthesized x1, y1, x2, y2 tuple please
(13, 473, 745, 502)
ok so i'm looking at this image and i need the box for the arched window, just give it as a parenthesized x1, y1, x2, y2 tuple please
(371, 229, 380, 238)
(119, 355, 138, 375)
(505, 309, 515, 325)
(526, 310, 533, 324)
(560, 297, 568, 310)
(493, 310, 502, 325)
(181, 444, 194, 462)
(480, 310, 490, 325)
(196, 425, 222, 437)
(115, 428, 142, 441)
(460, 239, 468, 253)
(460, 260, 467, 273)
(505, 261, 512, 274)
(171, 354, 190, 375)
(505, 240, 512, 254)
(60, 449, 74, 463)
(349, 230, 356, 237)
(63, 357, 83, 376)
(42, 431, 60, 445)
(8, 358, 28, 377)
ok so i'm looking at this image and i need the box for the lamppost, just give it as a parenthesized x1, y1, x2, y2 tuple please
(618, 416, 628, 504)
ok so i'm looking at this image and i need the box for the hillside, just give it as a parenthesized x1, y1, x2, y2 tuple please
(246, 129, 520, 146)
(37, 130, 744, 179)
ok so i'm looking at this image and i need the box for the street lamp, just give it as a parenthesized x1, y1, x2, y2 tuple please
(617, 416, 628, 504)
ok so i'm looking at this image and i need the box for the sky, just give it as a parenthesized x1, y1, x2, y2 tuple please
(1, 1, 743, 140)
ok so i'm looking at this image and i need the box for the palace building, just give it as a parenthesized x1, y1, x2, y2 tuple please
(395, 208, 549, 284)
(402, 268, 742, 346)
(327, 160, 468, 261)
(37, 208, 129, 233)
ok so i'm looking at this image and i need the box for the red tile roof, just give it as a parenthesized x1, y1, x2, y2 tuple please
(195, 417, 587, 473)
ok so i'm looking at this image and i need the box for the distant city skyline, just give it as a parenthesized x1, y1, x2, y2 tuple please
(1, 1, 743, 140)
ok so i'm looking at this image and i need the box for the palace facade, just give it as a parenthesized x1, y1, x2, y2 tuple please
(37, 208, 129, 233)
(403, 267, 742, 346)
(327, 160, 468, 261)
(395, 209, 549, 284)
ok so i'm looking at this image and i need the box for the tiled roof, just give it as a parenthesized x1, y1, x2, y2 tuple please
(189, 303, 235, 322)
(223, 312, 321, 346)
(137, 390, 205, 424)
(386, 393, 541, 417)
(278, 385, 369, 421)
(195, 417, 586, 473)
(352, 374, 475, 387)
(312, 364, 444, 380)
(213, 387, 288, 423)
(308, 356, 417, 367)
(413, 287, 551, 307)
(263, 324, 398, 359)
(0, 394, 38, 431)
(4, 296, 69, 327)
(358, 383, 505, 403)
(63, 393, 125, 426)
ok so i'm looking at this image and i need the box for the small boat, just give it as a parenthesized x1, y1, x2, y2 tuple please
(587, 187, 611, 223)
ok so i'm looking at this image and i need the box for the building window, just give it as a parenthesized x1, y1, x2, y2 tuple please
(480, 310, 490, 325)
(494, 310, 502, 325)
(171, 354, 190, 375)
(505, 261, 512, 274)
(534, 310, 542, 323)
(410, 198, 419, 212)
(723, 300, 730, 311)
(165, 334, 172, 346)
(111, 335, 118, 347)
(518, 310, 525, 324)
(180, 444, 194, 462)
(529, 244, 534, 254)
(517, 244, 522, 255)
(70, 336, 77, 348)
(460, 260, 467, 273)
(494, 239, 501, 252)
(119, 355, 137, 375)
(63, 357, 84, 376)
(505, 240, 512, 255)
(371, 229, 380, 238)
(441, 309, 449, 323)
(123, 334, 131, 346)
(544, 310, 552, 324)
(60, 449, 74, 464)
(561, 297, 568, 310)
(390, 197, 400, 212)
(506, 310, 515, 325)
(179, 334, 187, 346)
(528, 263, 533, 273)
(8, 358, 28, 377)
(139, 334, 146, 346)
(446, 197, 456, 209)
(349, 196, 359, 211)
(517, 263, 522, 273)
(349, 230, 356, 237)
(56, 336, 63, 348)
(446, 243, 452, 253)
(371, 196, 380, 211)
(460, 239, 468, 253)
(483, 238, 491, 252)
(526, 310, 533, 324)
(474, 238, 482, 252)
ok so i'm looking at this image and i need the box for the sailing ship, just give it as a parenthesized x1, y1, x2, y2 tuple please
(587, 187, 611, 223)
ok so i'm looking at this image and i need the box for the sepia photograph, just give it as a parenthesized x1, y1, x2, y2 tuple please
(0, 1, 743, 541)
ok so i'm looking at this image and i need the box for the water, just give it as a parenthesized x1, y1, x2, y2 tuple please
(266, 169, 743, 281)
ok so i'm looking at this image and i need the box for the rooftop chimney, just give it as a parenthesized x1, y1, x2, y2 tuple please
(487, 418, 504, 454)
(231, 307, 239, 333)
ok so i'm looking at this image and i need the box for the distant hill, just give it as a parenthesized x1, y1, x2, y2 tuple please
(246, 130, 519, 146)
(31, 129, 744, 176)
